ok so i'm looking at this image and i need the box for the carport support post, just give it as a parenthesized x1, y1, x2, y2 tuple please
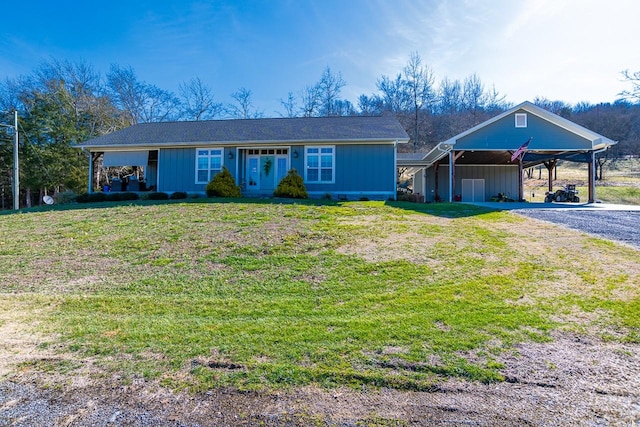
(588, 151, 595, 203)
(518, 156, 524, 202)
(544, 159, 557, 193)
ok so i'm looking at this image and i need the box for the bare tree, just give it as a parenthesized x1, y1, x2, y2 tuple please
(280, 92, 297, 118)
(107, 65, 180, 124)
(178, 77, 223, 121)
(376, 74, 410, 113)
(438, 77, 463, 114)
(316, 67, 346, 116)
(300, 83, 321, 117)
(403, 52, 435, 152)
(357, 94, 384, 116)
(227, 87, 262, 119)
(620, 70, 640, 103)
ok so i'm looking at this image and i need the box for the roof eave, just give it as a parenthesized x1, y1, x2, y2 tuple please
(77, 137, 410, 150)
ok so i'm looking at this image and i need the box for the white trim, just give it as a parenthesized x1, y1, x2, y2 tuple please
(305, 145, 335, 184)
(515, 113, 527, 128)
(156, 148, 161, 192)
(195, 147, 223, 184)
(79, 139, 406, 150)
(393, 140, 398, 201)
(307, 191, 395, 196)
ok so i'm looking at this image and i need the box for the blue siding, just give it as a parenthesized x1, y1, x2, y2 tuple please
(304, 144, 395, 198)
(159, 147, 237, 193)
(456, 109, 592, 151)
(157, 144, 395, 198)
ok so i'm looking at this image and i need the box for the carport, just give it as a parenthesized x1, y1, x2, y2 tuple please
(398, 102, 616, 203)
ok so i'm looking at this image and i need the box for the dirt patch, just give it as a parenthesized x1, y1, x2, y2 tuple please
(1, 332, 638, 426)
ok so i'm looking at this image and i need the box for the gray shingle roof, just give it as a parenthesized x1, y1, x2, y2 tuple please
(77, 115, 410, 148)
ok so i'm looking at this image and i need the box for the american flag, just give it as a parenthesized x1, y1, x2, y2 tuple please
(511, 137, 532, 162)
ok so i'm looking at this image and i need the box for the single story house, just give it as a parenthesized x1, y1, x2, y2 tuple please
(398, 101, 617, 203)
(77, 115, 410, 200)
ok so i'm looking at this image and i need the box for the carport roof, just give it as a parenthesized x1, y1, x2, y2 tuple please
(398, 101, 617, 169)
(442, 101, 616, 151)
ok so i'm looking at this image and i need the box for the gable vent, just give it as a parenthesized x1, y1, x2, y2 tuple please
(515, 113, 527, 128)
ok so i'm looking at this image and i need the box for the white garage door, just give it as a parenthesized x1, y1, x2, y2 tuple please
(461, 179, 485, 202)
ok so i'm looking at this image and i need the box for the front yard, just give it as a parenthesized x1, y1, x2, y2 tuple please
(1, 199, 638, 424)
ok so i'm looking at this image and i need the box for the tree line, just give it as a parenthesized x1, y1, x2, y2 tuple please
(1, 54, 639, 208)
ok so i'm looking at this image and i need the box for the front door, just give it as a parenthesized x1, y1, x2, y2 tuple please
(247, 155, 260, 191)
(245, 149, 289, 193)
(260, 155, 276, 191)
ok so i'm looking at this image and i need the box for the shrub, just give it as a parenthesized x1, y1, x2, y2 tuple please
(120, 192, 139, 201)
(105, 192, 139, 202)
(274, 169, 308, 199)
(206, 167, 242, 198)
(146, 192, 169, 200)
(76, 192, 106, 203)
(169, 191, 188, 200)
(397, 193, 424, 203)
(55, 190, 76, 204)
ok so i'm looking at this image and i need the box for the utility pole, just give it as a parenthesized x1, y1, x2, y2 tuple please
(13, 111, 18, 210)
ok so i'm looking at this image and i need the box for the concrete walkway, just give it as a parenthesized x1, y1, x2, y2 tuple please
(465, 201, 640, 211)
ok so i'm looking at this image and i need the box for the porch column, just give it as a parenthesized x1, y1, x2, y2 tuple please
(588, 151, 595, 203)
(448, 153, 455, 202)
(87, 151, 94, 193)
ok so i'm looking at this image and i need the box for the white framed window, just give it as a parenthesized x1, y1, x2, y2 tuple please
(305, 146, 335, 183)
(195, 148, 223, 183)
(515, 113, 527, 128)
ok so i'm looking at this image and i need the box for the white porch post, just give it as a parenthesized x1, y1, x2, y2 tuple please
(87, 151, 93, 193)
(393, 140, 398, 201)
(448, 152, 454, 202)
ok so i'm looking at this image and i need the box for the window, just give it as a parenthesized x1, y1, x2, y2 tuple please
(195, 148, 223, 183)
(515, 113, 527, 128)
(305, 146, 334, 183)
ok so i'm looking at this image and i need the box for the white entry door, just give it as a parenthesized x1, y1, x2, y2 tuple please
(247, 155, 260, 191)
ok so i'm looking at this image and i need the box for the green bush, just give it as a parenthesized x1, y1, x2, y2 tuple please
(169, 191, 188, 200)
(76, 192, 106, 203)
(55, 190, 76, 204)
(146, 192, 169, 200)
(274, 169, 308, 199)
(105, 192, 139, 202)
(206, 167, 241, 198)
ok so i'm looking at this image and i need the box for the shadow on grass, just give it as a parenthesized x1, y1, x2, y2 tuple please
(385, 200, 496, 218)
(1, 196, 496, 219)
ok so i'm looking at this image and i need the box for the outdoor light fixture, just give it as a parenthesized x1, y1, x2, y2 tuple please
(228, 151, 234, 160)
(293, 150, 299, 158)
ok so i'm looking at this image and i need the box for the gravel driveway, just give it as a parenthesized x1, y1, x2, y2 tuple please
(513, 209, 640, 249)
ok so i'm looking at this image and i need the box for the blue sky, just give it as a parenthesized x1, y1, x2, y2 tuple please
(1, 0, 639, 116)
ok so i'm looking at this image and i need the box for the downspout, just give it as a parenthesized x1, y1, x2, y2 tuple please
(393, 140, 398, 201)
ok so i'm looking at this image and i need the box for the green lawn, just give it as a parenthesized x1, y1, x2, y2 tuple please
(1, 199, 638, 391)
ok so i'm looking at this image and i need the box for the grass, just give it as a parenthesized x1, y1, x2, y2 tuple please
(524, 158, 640, 204)
(1, 199, 639, 392)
